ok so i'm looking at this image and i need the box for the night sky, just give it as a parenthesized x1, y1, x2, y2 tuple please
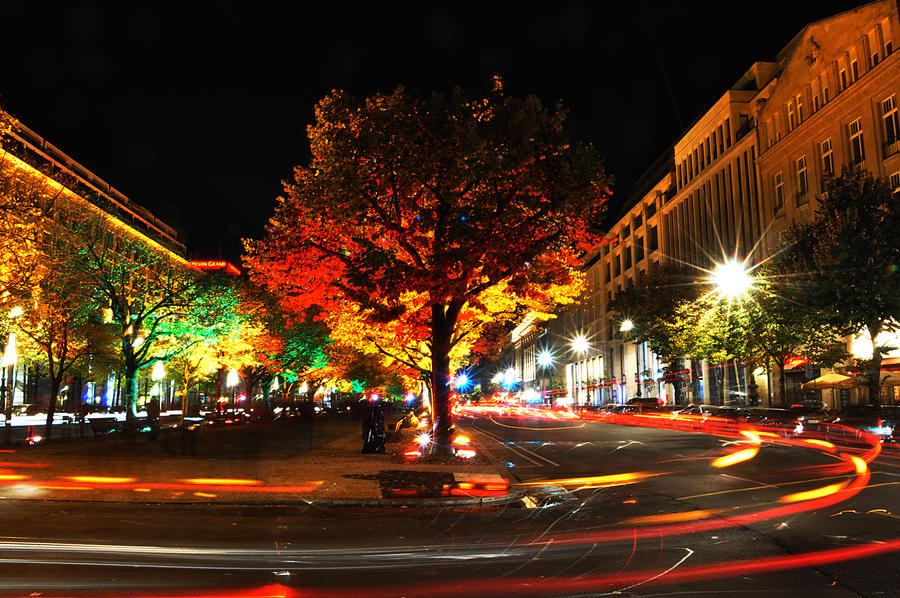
(1, 1, 863, 262)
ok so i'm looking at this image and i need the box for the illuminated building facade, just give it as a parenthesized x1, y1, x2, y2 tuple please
(516, 0, 900, 408)
(0, 114, 188, 409)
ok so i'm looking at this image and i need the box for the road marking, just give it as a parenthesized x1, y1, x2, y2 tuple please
(677, 473, 854, 500)
(473, 426, 560, 467)
(470, 426, 545, 467)
(511, 444, 560, 467)
(488, 415, 585, 431)
(720, 473, 776, 488)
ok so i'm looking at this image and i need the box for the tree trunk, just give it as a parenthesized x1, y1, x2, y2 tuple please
(430, 303, 458, 456)
(868, 325, 883, 407)
(124, 360, 139, 423)
(776, 359, 787, 408)
(45, 370, 61, 441)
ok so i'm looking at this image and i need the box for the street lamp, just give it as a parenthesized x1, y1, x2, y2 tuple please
(537, 350, 554, 368)
(3, 307, 21, 444)
(226, 369, 239, 406)
(711, 259, 753, 301)
(619, 319, 634, 333)
(571, 334, 590, 354)
(151, 361, 165, 408)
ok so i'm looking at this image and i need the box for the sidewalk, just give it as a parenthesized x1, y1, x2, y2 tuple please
(0, 416, 513, 506)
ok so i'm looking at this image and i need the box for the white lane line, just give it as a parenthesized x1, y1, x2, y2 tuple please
(470, 426, 545, 466)
(475, 425, 561, 467)
(514, 444, 561, 467)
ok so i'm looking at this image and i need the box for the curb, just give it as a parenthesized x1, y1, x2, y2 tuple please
(0, 492, 524, 508)
(457, 422, 519, 483)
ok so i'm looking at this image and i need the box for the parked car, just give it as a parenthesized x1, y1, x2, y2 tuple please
(823, 405, 899, 443)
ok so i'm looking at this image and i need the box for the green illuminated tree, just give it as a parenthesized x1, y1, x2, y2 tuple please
(69, 220, 242, 423)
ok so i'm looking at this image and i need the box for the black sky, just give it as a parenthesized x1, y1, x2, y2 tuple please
(0, 1, 864, 262)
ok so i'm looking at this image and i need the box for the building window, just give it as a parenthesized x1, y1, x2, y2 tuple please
(645, 201, 656, 218)
(621, 224, 630, 239)
(774, 171, 785, 211)
(796, 155, 808, 203)
(623, 246, 632, 270)
(787, 102, 796, 130)
(821, 138, 834, 177)
(849, 117, 865, 165)
(605, 260, 611, 283)
(711, 130, 718, 158)
(648, 226, 658, 252)
(823, 74, 830, 102)
(882, 95, 899, 157)
(717, 124, 725, 153)
(635, 237, 644, 262)
(850, 59, 859, 82)
(633, 212, 642, 230)
(797, 94, 805, 122)
(839, 66, 848, 91)
(890, 172, 900, 192)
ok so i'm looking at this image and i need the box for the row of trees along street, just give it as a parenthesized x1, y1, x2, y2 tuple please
(245, 79, 612, 455)
(0, 110, 401, 441)
(610, 168, 900, 407)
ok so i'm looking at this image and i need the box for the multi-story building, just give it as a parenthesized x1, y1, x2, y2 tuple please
(0, 114, 189, 409)
(510, 0, 900, 409)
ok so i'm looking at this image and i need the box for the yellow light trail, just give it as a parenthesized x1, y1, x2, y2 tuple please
(623, 509, 722, 526)
(68, 476, 136, 484)
(181, 478, 262, 486)
(518, 471, 660, 488)
(779, 481, 848, 503)
(711, 447, 759, 468)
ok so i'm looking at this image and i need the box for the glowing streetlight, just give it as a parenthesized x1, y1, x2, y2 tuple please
(537, 350, 554, 368)
(711, 259, 753, 300)
(151, 361, 165, 382)
(571, 334, 590, 353)
(454, 373, 469, 389)
(226, 369, 239, 406)
(619, 319, 634, 333)
(7, 306, 22, 319)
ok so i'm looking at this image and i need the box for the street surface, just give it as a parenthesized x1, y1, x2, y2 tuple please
(0, 411, 897, 597)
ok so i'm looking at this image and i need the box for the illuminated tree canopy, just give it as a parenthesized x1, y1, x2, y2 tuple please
(246, 80, 611, 453)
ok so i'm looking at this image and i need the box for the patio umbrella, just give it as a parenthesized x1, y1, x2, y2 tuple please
(800, 372, 857, 390)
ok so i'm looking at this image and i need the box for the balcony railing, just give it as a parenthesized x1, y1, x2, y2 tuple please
(883, 138, 900, 159)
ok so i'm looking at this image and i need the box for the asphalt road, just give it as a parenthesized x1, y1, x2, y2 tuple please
(0, 412, 897, 597)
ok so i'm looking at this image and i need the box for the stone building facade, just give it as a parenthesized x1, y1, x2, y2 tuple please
(510, 0, 900, 409)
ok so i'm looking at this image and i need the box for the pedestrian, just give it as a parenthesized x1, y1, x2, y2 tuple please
(147, 397, 160, 440)
(361, 396, 385, 454)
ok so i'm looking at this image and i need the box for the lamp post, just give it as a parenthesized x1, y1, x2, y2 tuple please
(226, 369, 239, 408)
(570, 334, 590, 404)
(537, 350, 553, 402)
(3, 307, 22, 444)
(709, 259, 754, 404)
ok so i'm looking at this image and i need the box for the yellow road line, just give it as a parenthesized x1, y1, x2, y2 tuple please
(489, 415, 585, 431)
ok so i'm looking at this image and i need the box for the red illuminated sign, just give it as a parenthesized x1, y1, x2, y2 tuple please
(189, 260, 241, 276)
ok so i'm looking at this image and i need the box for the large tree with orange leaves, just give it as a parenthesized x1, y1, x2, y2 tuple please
(245, 81, 610, 454)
